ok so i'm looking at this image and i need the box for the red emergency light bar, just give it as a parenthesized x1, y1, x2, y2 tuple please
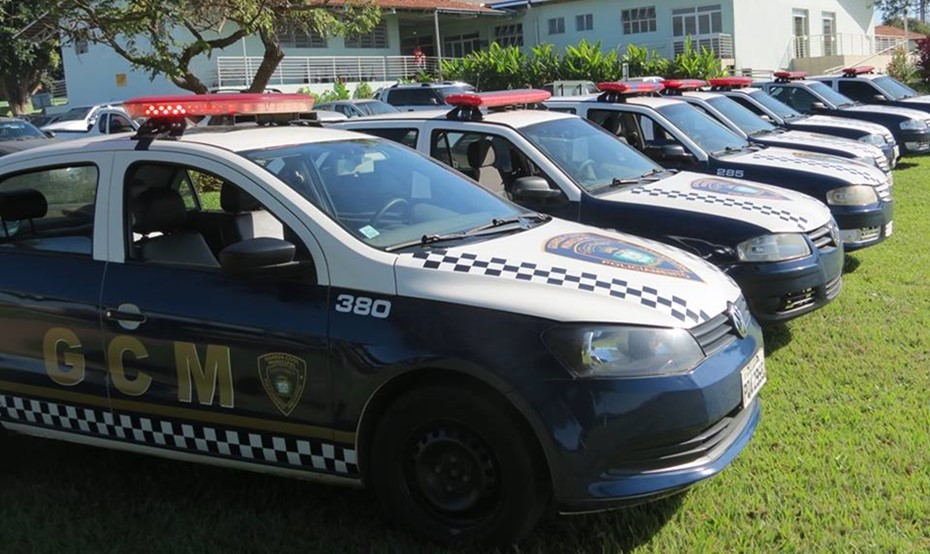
(772, 71, 807, 80)
(124, 93, 315, 119)
(596, 81, 664, 94)
(662, 79, 707, 90)
(841, 65, 874, 76)
(444, 89, 551, 109)
(708, 77, 754, 88)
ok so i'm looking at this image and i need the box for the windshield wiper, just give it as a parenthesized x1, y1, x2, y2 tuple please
(384, 214, 550, 252)
(609, 168, 665, 186)
(711, 145, 744, 156)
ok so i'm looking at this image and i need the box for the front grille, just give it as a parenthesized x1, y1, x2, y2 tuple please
(825, 274, 842, 299)
(806, 223, 838, 251)
(876, 180, 893, 202)
(607, 403, 753, 474)
(778, 286, 816, 314)
(689, 296, 748, 356)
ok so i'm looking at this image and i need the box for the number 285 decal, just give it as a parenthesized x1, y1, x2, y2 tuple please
(716, 169, 744, 178)
(334, 294, 392, 318)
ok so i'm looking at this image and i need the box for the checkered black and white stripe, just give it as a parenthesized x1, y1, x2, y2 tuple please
(412, 250, 711, 324)
(0, 394, 358, 476)
(748, 151, 881, 183)
(628, 187, 811, 230)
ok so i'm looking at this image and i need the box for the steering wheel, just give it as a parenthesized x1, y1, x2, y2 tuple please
(369, 197, 410, 227)
(577, 159, 598, 181)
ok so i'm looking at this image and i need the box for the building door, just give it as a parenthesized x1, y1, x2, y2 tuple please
(822, 12, 837, 57)
(793, 9, 810, 59)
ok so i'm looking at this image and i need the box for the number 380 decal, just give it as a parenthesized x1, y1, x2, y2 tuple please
(716, 169, 744, 178)
(334, 294, 392, 318)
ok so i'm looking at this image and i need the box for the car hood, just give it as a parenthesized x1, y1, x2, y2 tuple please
(598, 170, 831, 233)
(900, 95, 930, 105)
(0, 138, 53, 156)
(394, 218, 741, 328)
(41, 120, 89, 132)
(799, 115, 894, 137)
(726, 146, 887, 185)
(841, 103, 930, 120)
(756, 130, 884, 161)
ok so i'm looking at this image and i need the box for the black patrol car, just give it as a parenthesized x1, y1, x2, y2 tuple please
(760, 71, 930, 154)
(0, 93, 765, 545)
(545, 82, 895, 251)
(708, 77, 899, 166)
(811, 65, 930, 116)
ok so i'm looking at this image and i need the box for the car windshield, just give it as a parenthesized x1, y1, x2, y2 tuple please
(54, 107, 94, 122)
(706, 96, 777, 136)
(807, 82, 853, 107)
(520, 117, 664, 192)
(0, 121, 47, 140)
(872, 76, 918, 100)
(748, 90, 804, 121)
(359, 101, 399, 115)
(241, 138, 531, 250)
(656, 102, 749, 154)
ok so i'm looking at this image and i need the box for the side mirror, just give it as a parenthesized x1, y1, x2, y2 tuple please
(873, 94, 887, 103)
(87, 122, 95, 131)
(511, 176, 563, 202)
(219, 237, 297, 274)
(810, 101, 827, 112)
(660, 144, 695, 162)
(759, 114, 773, 122)
(43, 130, 55, 138)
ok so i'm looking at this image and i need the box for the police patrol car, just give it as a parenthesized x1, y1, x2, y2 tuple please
(709, 77, 899, 167)
(333, 89, 843, 321)
(545, 82, 894, 251)
(0, 94, 765, 545)
(811, 66, 930, 116)
(760, 71, 930, 155)
(661, 79, 891, 174)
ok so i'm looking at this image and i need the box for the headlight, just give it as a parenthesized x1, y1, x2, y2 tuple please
(858, 134, 885, 146)
(543, 325, 704, 378)
(853, 156, 877, 167)
(736, 234, 811, 262)
(899, 119, 928, 131)
(825, 185, 879, 206)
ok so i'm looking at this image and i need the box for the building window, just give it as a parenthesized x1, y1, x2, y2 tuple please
(672, 5, 722, 38)
(494, 23, 524, 47)
(444, 33, 481, 58)
(277, 22, 327, 48)
(622, 7, 657, 35)
(548, 17, 565, 35)
(576, 13, 594, 32)
(346, 21, 388, 49)
(75, 38, 89, 55)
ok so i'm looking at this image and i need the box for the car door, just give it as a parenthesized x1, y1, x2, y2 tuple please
(98, 150, 346, 476)
(0, 154, 112, 432)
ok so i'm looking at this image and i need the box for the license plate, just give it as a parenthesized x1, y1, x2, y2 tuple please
(885, 220, 893, 237)
(740, 349, 766, 407)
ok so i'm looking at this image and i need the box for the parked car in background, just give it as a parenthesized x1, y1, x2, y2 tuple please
(759, 72, 930, 155)
(709, 77, 899, 166)
(0, 118, 54, 157)
(316, 99, 399, 118)
(543, 81, 597, 96)
(42, 106, 138, 141)
(376, 82, 475, 111)
(811, 66, 930, 116)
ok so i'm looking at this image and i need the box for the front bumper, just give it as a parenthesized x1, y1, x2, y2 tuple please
(832, 201, 894, 251)
(544, 322, 764, 513)
(897, 129, 930, 155)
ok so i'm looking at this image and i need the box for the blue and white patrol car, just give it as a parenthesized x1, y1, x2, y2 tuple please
(811, 66, 930, 116)
(546, 82, 894, 251)
(760, 71, 930, 155)
(0, 94, 765, 545)
(334, 89, 843, 321)
(708, 77, 899, 166)
(660, 79, 890, 174)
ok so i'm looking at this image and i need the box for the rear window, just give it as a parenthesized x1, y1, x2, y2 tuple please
(386, 88, 442, 106)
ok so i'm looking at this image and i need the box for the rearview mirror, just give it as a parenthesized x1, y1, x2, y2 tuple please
(219, 237, 297, 274)
(511, 176, 563, 202)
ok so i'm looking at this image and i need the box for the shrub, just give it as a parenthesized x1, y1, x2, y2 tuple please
(353, 81, 373, 99)
(915, 37, 930, 88)
(561, 40, 620, 82)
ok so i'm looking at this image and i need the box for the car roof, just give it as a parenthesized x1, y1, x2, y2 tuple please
(342, 107, 577, 129)
(679, 91, 727, 100)
(547, 94, 687, 109)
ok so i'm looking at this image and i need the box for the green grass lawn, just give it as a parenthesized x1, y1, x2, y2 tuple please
(1, 159, 929, 553)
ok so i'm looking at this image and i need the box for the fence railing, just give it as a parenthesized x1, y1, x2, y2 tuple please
(791, 33, 907, 59)
(215, 55, 445, 87)
(672, 33, 734, 59)
(50, 79, 67, 99)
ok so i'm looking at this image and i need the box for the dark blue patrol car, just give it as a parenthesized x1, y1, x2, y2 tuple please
(0, 94, 765, 545)
(812, 65, 930, 117)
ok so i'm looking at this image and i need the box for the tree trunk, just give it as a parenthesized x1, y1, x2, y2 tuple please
(249, 28, 285, 93)
(172, 72, 210, 94)
(0, 74, 43, 116)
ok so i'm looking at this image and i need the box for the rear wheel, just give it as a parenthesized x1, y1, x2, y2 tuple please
(370, 385, 549, 545)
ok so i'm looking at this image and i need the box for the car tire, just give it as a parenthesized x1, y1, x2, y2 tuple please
(370, 384, 549, 545)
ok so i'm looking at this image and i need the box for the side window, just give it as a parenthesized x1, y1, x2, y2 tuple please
(123, 162, 306, 271)
(637, 115, 678, 146)
(730, 96, 762, 115)
(388, 89, 440, 106)
(0, 164, 98, 255)
(109, 114, 134, 134)
(588, 109, 643, 148)
(97, 114, 109, 134)
(429, 130, 538, 196)
(357, 127, 419, 149)
(547, 107, 577, 115)
(838, 80, 880, 103)
(770, 86, 816, 112)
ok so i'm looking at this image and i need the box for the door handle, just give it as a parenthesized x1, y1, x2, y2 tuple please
(105, 303, 146, 330)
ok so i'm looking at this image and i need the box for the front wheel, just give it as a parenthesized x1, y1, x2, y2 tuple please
(370, 384, 550, 545)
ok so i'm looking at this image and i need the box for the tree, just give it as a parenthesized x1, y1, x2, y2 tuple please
(0, 1, 60, 115)
(48, 0, 380, 94)
(873, 0, 930, 23)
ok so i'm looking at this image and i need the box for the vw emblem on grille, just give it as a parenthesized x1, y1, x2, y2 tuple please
(727, 301, 749, 338)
